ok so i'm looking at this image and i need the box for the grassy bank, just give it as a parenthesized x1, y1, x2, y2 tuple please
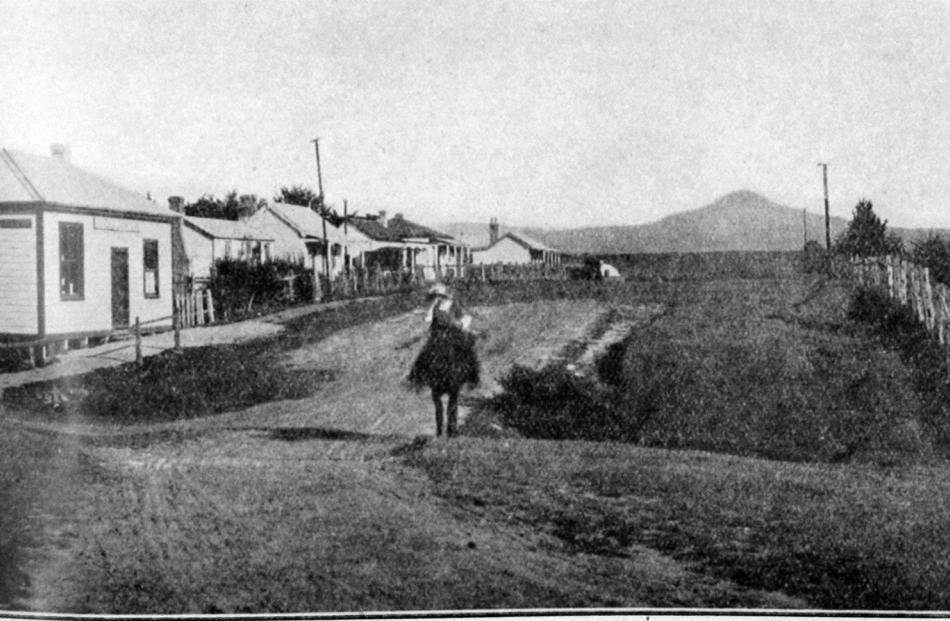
(490, 275, 934, 465)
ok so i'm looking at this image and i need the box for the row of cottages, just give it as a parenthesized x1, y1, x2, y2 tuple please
(471, 218, 563, 265)
(0, 147, 177, 342)
(348, 210, 471, 278)
(249, 204, 470, 280)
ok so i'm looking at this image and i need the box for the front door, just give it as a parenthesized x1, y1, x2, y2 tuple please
(111, 247, 130, 329)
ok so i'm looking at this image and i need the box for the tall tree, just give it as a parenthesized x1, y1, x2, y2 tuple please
(834, 199, 903, 257)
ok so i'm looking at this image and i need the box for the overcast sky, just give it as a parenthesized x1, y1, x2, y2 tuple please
(2, 0, 949, 229)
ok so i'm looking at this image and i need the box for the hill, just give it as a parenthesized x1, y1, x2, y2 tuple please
(440, 190, 950, 254)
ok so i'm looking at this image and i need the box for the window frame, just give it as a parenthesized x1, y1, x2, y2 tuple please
(143, 238, 160, 298)
(59, 222, 85, 300)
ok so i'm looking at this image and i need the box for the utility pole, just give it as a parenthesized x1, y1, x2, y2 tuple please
(311, 138, 330, 296)
(818, 162, 831, 251)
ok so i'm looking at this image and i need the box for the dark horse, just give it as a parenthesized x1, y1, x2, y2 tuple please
(408, 288, 480, 437)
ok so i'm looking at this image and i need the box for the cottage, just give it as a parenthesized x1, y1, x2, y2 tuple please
(349, 210, 470, 278)
(177, 208, 274, 284)
(0, 146, 177, 344)
(248, 201, 375, 280)
(472, 218, 562, 265)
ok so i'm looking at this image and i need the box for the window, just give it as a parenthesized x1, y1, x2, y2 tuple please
(59, 222, 84, 299)
(143, 239, 159, 297)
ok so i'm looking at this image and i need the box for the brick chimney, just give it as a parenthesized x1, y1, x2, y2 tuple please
(378, 210, 388, 227)
(50, 143, 71, 163)
(489, 217, 499, 245)
(168, 196, 185, 213)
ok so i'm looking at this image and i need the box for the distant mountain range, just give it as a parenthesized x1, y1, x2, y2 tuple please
(438, 190, 950, 255)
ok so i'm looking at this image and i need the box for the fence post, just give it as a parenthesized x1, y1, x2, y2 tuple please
(174, 308, 181, 351)
(134, 316, 142, 367)
(205, 289, 215, 323)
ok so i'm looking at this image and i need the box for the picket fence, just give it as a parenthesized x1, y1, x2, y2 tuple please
(175, 288, 215, 328)
(851, 255, 950, 351)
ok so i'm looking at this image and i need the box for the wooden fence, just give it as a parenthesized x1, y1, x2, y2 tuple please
(324, 262, 570, 300)
(175, 288, 215, 328)
(851, 255, 950, 350)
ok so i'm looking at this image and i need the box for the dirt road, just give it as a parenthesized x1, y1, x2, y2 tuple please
(7, 298, 778, 613)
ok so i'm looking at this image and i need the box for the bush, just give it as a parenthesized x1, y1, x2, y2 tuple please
(209, 258, 312, 319)
(491, 364, 638, 442)
(801, 240, 828, 274)
(848, 286, 950, 450)
(911, 234, 950, 286)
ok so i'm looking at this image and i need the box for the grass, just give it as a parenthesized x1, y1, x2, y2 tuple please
(7, 254, 950, 611)
(490, 275, 932, 465)
(406, 437, 950, 610)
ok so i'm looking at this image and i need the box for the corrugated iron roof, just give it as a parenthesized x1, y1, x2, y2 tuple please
(0, 148, 174, 218)
(267, 201, 329, 238)
(349, 214, 454, 244)
(184, 216, 273, 241)
(504, 231, 559, 253)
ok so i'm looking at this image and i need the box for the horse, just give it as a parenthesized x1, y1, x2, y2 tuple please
(408, 286, 480, 437)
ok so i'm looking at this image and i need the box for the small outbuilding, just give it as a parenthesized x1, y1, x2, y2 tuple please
(0, 146, 177, 343)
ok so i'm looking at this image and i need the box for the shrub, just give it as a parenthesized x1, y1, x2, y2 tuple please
(848, 286, 950, 450)
(802, 240, 828, 274)
(491, 365, 638, 442)
(209, 258, 312, 319)
(911, 234, 950, 286)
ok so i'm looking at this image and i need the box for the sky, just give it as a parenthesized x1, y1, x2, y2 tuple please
(1, 0, 949, 229)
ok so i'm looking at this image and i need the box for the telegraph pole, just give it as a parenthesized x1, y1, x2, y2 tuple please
(818, 162, 831, 250)
(311, 138, 330, 297)
(311, 138, 325, 199)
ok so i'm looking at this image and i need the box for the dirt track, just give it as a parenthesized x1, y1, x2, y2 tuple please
(3, 297, 808, 612)
(9, 298, 668, 612)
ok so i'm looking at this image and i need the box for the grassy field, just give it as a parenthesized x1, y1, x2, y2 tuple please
(4, 254, 950, 612)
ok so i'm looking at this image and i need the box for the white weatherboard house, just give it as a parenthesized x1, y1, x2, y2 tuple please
(179, 213, 274, 283)
(0, 147, 177, 343)
(248, 201, 375, 279)
(472, 219, 562, 265)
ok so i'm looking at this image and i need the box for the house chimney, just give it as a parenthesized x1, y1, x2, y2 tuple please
(489, 217, 499, 245)
(238, 194, 258, 222)
(50, 143, 71, 163)
(378, 210, 388, 227)
(168, 196, 185, 213)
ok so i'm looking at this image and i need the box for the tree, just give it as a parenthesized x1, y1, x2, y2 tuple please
(834, 199, 903, 257)
(911, 234, 950, 286)
(274, 185, 319, 208)
(273, 184, 357, 226)
(184, 190, 264, 220)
